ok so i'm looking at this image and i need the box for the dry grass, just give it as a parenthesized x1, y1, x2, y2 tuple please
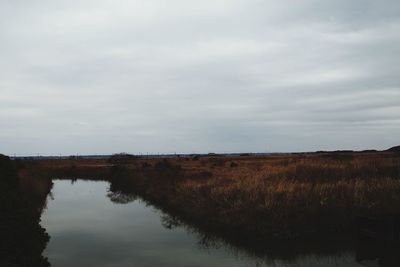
(162, 153, 400, 237)
(24, 152, 400, 238)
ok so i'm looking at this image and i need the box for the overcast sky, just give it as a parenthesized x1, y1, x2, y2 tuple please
(1, 0, 400, 155)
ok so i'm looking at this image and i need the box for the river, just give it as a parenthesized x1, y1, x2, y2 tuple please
(41, 180, 367, 267)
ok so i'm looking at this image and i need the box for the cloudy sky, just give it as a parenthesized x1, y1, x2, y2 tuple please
(1, 0, 400, 155)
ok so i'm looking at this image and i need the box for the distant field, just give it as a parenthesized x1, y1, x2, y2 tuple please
(21, 151, 400, 240)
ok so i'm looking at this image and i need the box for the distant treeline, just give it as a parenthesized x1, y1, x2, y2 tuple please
(11, 145, 400, 161)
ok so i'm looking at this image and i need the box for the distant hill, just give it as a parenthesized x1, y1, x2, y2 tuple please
(386, 146, 400, 152)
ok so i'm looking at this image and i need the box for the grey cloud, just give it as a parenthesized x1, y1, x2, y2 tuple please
(1, 0, 399, 155)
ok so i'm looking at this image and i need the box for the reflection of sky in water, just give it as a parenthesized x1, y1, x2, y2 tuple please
(42, 180, 362, 267)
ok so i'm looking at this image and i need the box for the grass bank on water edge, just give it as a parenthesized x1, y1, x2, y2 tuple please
(22, 151, 400, 239)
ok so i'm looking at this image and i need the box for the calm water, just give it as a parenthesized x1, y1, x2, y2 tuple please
(41, 180, 364, 267)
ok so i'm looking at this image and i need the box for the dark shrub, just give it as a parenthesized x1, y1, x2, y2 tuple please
(142, 162, 151, 168)
(108, 153, 137, 164)
(211, 159, 225, 167)
(154, 159, 182, 173)
(387, 146, 400, 153)
(0, 154, 18, 188)
(199, 171, 213, 178)
(230, 162, 238, 168)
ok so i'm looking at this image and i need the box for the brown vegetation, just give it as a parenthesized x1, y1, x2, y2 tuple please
(24, 151, 400, 240)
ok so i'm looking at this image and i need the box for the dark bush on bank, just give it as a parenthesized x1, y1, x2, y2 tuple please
(230, 162, 238, 168)
(108, 153, 138, 164)
(0, 154, 18, 188)
(154, 159, 182, 173)
(199, 171, 213, 178)
(210, 158, 225, 167)
(142, 162, 151, 168)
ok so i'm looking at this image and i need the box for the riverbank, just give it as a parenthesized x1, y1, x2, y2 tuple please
(21, 151, 400, 241)
(0, 155, 52, 267)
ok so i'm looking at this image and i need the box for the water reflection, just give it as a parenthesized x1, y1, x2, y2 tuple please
(107, 190, 138, 204)
(356, 239, 400, 267)
(41, 180, 399, 267)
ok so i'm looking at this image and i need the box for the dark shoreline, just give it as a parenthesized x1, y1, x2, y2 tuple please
(0, 155, 52, 267)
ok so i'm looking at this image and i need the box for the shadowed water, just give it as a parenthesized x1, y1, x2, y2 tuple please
(42, 180, 366, 267)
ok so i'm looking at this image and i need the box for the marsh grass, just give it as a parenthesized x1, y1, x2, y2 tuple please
(25, 152, 400, 238)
